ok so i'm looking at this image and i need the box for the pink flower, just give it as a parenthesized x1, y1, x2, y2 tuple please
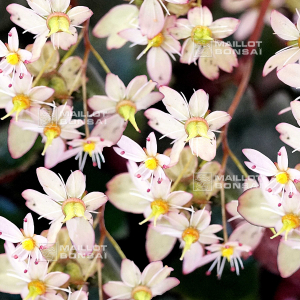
(243, 146, 300, 198)
(22, 168, 107, 255)
(145, 87, 231, 164)
(169, 6, 239, 80)
(0, 73, 54, 121)
(263, 10, 300, 77)
(119, 15, 181, 86)
(0, 27, 31, 77)
(0, 242, 69, 300)
(0, 213, 47, 270)
(88, 74, 163, 133)
(277, 63, 300, 88)
(93, 4, 139, 50)
(7, 0, 93, 61)
(114, 132, 170, 184)
(103, 259, 179, 300)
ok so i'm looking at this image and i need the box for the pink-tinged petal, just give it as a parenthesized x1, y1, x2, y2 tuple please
(160, 86, 189, 120)
(146, 265, 174, 287)
(169, 135, 187, 166)
(135, 92, 163, 111)
(201, 224, 223, 235)
(238, 188, 281, 227)
(180, 38, 197, 65)
(51, 27, 78, 51)
(70, 291, 88, 300)
(47, 216, 64, 244)
(263, 48, 300, 77)
(147, 47, 172, 86)
(276, 123, 300, 151)
(144, 133, 157, 158)
(189, 134, 216, 161)
(27, 0, 51, 15)
(229, 222, 264, 251)
(60, 125, 82, 140)
(116, 135, 146, 161)
(131, 81, 157, 103)
(226, 200, 239, 218)
(36, 167, 67, 201)
(31, 30, 50, 62)
(118, 28, 147, 45)
(189, 89, 209, 117)
(244, 177, 259, 191)
(0, 217, 23, 243)
(103, 282, 132, 299)
(91, 114, 126, 144)
(0, 40, 8, 57)
(66, 217, 95, 255)
(88, 96, 117, 114)
(93, 4, 138, 50)
(23, 213, 34, 237)
(18, 49, 32, 63)
(191, 210, 210, 230)
(139, 0, 164, 39)
(168, 212, 189, 230)
(206, 111, 231, 130)
(278, 239, 300, 278)
(65, 170, 86, 198)
(161, 35, 181, 54)
(28, 259, 48, 279)
(7, 4, 47, 34)
(43, 293, 64, 300)
(105, 73, 126, 101)
(48, 0, 69, 12)
(287, 168, 300, 182)
(277, 146, 288, 171)
(156, 154, 171, 167)
(198, 51, 219, 80)
(234, 9, 259, 41)
(67, 6, 93, 26)
(44, 271, 70, 287)
(194, 252, 219, 269)
(106, 173, 149, 213)
(242, 149, 278, 176)
(145, 108, 185, 139)
(83, 192, 107, 211)
(53, 105, 72, 125)
(151, 277, 179, 296)
(151, 179, 170, 199)
(13, 73, 32, 95)
(188, 7, 213, 27)
(167, 191, 192, 206)
(28, 86, 54, 102)
(169, 19, 192, 40)
(213, 42, 238, 74)
(44, 137, 66, 169)
(8, 121, 38, 159)
(271, 10, 300, 41)
(183, 242, 204, 274)
(146, 226, 176, 261)
(8, 27, 19, 52)
(126, 75, 148, 99)
(210, 18, 239, 39)
(163, 15, 176, 32)
(121, 259, 142, 287)
(23, 189, 62, 220)
(291, 100, 300, 126)
(221, 0, 253, 13)
(141, 261, 163, 284)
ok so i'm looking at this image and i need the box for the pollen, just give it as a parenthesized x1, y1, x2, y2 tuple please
(42, 123, 61, 155)
(116, 100, 140, 132)
(139, 199, 169, 226)
(191, 26, 213, 45)
(132, 286, 152, 300)
(221, 246, 234, 261)
(145, 157, 158, 170)
(83, 141, 96, 157)
(46, 12, 71, 37)
(276, 172, 289, 184)
(1, 94, 31, 121)
(24, 280, 46, 300)
(6, 53, 20, 65)
(62, 198, 86, 222)
(184, 117, 210, 142)
(180, 227, 200, 260)
(22, 238, 36, 251)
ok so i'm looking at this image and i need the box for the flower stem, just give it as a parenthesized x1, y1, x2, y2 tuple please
(32, 49, 56, 87)
(90, 44, 111, 74)
(228, 148, 249, 178)
(197, 0, 202, 6)
(170, 155, 194, 192)
(220, 180, 228, 243)
(105, 229, 126, 260)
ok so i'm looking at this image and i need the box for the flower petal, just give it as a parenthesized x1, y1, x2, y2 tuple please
(151, 277, 179, 296)
(0, 217, 23, 243)
(276, 122, 300, 151)
(121, 259, 142, 287)
(210, 18, 239, 39)
(105, 73, 126, 101)
(182, 242, 204, 274)
(44, 272, 70, 287)
(189, 134, 216, 161)
(68, 6, 93, 25)
(188, 89, 209, 117)
(83, 192, 107, 211)
(188, 7, 212, 27)
(116, 135, 146, 161)
(66, 170, 86, 198)
(103, 282, 132, 299)
(206, 111, 231, 130)
(23, 213, 34, 237)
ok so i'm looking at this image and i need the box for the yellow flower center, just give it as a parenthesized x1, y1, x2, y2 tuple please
(1, 94, 31, 122)
(132, 286, 152, 300)
(24, 280, 46, 300)
(180, 227, 200, 260)
(191, 26, 213, 45)
(276, 172, 289, 184)
(83, 141, 96, 157)
(271, 213, 300, 240)
(148, 33, 164, 48)
(46, 12, 71, 37)
(221, 246, 234, 262)
(22, 238, 36, 251)
(139, 199, 169, 226)
(62, 198, 86, 222)
(116, 100, 140, 132)
(145, 157, 158, 170)
(42, 123, 61, 155)
(184, 117, 210, 142)
(6, 53, 20, 65)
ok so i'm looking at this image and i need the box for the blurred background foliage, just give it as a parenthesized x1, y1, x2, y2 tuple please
(1, 0, 300, 300)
